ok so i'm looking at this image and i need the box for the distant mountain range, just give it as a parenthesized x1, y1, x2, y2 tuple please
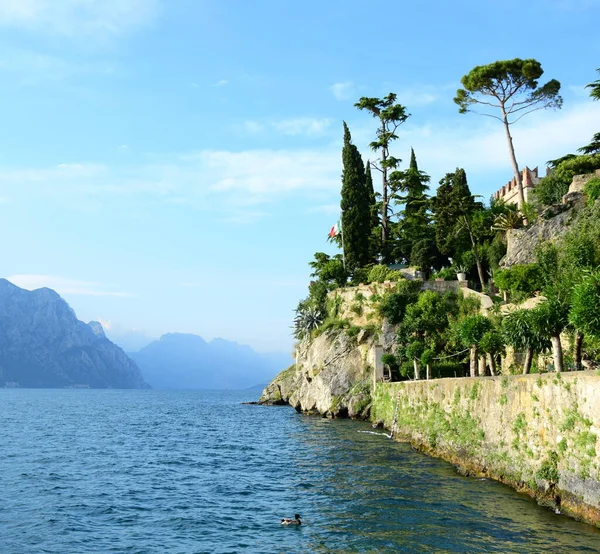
(0, 278, 291, 390)
(129, 333, 292, 390)
(0, 279, 149, 389)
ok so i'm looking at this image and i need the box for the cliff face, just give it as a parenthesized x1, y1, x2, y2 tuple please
(501, 171, 598, 268)
(0, 279, 149, 389)
(260, 330, 376, 419)
(372, 373, 600, 526)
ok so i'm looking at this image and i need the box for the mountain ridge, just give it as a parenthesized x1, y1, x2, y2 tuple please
(0, 279, 149, 389)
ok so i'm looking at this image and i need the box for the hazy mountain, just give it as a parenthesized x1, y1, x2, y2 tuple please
(0, 279, 149, 389)
(130, 333, 292, 390)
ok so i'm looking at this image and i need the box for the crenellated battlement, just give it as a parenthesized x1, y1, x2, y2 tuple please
(493, 166, 546, 206)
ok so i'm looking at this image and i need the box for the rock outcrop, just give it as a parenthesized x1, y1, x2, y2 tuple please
(0, 279, 149, 388)
(259, 329, 376, 419)
(501, 171, 598, 268)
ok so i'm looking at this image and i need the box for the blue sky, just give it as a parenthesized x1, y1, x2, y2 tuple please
(1, 0, 599, 353)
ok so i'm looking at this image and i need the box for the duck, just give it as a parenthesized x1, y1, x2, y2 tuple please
(281, 513, 302, 525)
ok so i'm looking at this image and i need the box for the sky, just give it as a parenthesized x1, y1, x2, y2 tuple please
(0, 0, 599, 353)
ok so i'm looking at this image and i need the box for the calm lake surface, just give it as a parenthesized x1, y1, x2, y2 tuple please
(1, 389, 600, 553)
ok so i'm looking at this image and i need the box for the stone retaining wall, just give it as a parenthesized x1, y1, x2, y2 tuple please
(371, 372, 600, 526)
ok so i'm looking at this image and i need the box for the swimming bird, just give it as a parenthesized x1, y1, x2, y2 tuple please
(281, 513, 301, 525)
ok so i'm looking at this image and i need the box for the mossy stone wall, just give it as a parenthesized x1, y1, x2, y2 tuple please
(371, 372, 600, 526)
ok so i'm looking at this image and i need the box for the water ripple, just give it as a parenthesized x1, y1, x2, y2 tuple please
(2, 389, 600, 553)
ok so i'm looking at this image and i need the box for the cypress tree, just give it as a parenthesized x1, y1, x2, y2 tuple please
(340, 122, 371, 271)
(431, 168, 476, 261)
(392, 148, 431, 264)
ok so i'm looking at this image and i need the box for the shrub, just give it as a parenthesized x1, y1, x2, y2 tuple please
(494, 263, 544, 296)
(584, 177, 600, 205)
(377, 281, 421, 324)
(535, 153, 600, 206)
(368, 264, 403, 283)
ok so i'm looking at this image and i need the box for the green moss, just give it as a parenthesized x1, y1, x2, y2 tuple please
(536, 451, 559, 483)
(512, 412, 527, 434)
(531, 393, 539, 402)
(469, 382, 481, 401)
(350, 302, 364, 316)
(498, 393, 508, 406)
(502, 377, 509, 389)
(453, 387, 461, 405)
(574, 430, 597, 458)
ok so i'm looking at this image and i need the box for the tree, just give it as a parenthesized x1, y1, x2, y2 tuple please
(340, 122, 372, 271)
(398, 291, 451, 380)
(502, 309, 549, 374)
(309, 252, 348, 288)
(455, 58, 562, 208)
(365, 161, 381, 261)
(570, 270, 600, 339)
(457, 315, 492, 377)
(355, 94, 410, 261)
(587, 68, 600, 101)
(531, 295, 569, 372)
(431, 169, 477, 265)
(392, 148, 432, 264)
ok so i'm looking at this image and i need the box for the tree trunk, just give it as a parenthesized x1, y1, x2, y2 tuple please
(501, 107, 525, 209)
(487, 353, 497, 376)
(413, 358, 420, 380)
(551, 335, 564, 372)
(381, 122, 389, 258)
(478, 355, 486, 376)
(426, 363, 431, 380)
(470, 346, 477, 377)
(574, 331, 583, 371)
(523, 347, 533, 374)
(464, 217, 486, 290)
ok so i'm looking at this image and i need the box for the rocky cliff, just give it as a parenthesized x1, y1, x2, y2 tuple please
(501, 171, 597, 268)
(0, 279, 149, 388)
(259, 330, 374, 418)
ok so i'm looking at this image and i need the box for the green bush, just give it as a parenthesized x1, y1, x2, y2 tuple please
(377, 281, 421, 324)
(584, 177, 600, 205)
(535, 154, 600, 206)
(368, 264, 404, 283)
(432, 361, 467, 378)
(351, 266, 372, 285)
(433, 267, 456, 281)
(494, 263, 544, 296)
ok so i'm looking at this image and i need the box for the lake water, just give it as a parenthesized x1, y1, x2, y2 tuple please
(1, 389, 600, 553)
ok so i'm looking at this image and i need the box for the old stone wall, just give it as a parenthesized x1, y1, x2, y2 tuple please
(371, 372, 600, 525)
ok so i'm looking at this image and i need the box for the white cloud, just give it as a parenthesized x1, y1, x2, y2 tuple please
(194, 148, 339, 195)
(242, 117, 332, 136)
(0, 0, 159, 37)
(7, 275, 131, 297)
(214, 79, 228, 87)
(330, 81, 354, 101)
(5, 101, 595, 220)
(385, 100, 600, 195)
(396, 88, 439, 107)
(272, 117, 332, 136)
